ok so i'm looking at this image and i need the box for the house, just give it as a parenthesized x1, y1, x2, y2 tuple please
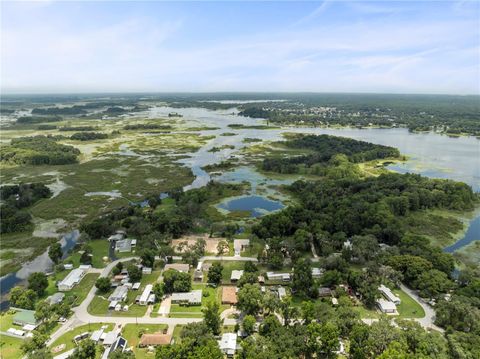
(139, 284, 153, 305)
(230, 270, 244, 282)
(233, 239, 250, 256)
(90, 327, 106, 343)
(58, 268, 86, 291)
(132, 282, 141, 290)
(194, 262, 204, 282)
(379, 285, 401, 305)
(108, 285, 129, 302)
(221, 287, 238, 305)
(108, 233, 124, 242)
(147, 294, 156, 304)
(376, 299, 397, 314)
(103, 330, 120, 346)
(266, 272, 291, 282)
(46, 293, 65, 305)
(64, 263, 73, 270)
(130, 239, 137, 248)
(109, 301, 118, 310)
(163, 263, 190, 273)
(218, 333, 237, 357)
(171, 290, 202, 305)
(115, 239, 132, 253)
(312, 268, 324, 278)
(142, 267, 152, 275)
(139, 333, 172, 347)
(13, 309, 37, 327)
(318, 287, 333, 297)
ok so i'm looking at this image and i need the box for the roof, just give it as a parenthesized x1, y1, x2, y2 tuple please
(47, 292, 65, 305)
(108, 285, 129, 301)
(218, 333, 237, 352)
(139, 333, 172, 346)
(266, 272, 290, 280)
(103, 330, 119, 345)
(379, 285, 401, 303)
(312, 268, 323, 276)
(132, 282, 141, 290)
(164, 263, 190, 273)
(90, 328, 105, 342)
(59, 268, 84, 288)
(376, 299, 396, 311)
(115, 239, 132, 252)
(234, 239, 250, 251)
(139, 284, 153, 303)
(222, 287, 238, 304)
(318, 287, 332, 296)
(108, 233, 124, 241)
(171, 290, 202, 303)
(277, 287, 286, 298)
(231, 270, 244, 280)
(13, 310, 37, 326)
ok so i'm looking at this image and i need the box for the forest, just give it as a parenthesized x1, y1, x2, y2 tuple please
(70, 132, 108, 141)
(0, 183, 52, 233)
(262, 134, 400, 174)
(0, 136, 80, 165)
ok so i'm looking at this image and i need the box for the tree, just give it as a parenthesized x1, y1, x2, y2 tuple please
(238, 272, 258, 287)
(237, 284, 263, 316)
(48, 243, 62, 264)
(71, 339, 96, 359)
(262, 291, 280, 316)
(306, 322, 340, 359)
(10, 286, 37, 309)
(163, 269, 191, 293)
(28, 272, 48, 296)
(26, 347, 52, 359)
(349, 324, 371, 359)
(21, 331, 48, 355)
(140, 249, 156, 268)
(35, 301, 53, 322)
(278, 297, 299, 326)
(203, 301, 222, 335)
(95, 277, 111, 293)
(243, 315, 256, 335)
(207, 262, 223, 286)
(216, 240, 229, 255)
(153, 283, 164, 301)
(244, 261, 258, 273)
(79, 251, 92, 265)
(292, 258, 314, 297)
(127, 264, 142, 283)
(415, 269, 454, 298)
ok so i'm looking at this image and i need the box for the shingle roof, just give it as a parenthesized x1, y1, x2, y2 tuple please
(139, 333, 172, 346)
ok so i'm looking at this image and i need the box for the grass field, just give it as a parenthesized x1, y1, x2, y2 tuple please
(0, 334, 24, 359)
(66, 240, 111, 268)
(67, 273, 99, 306)
(393, 289, 425, 318)
(49, 323, 114, 355)
(169, 283, 229, 317)
(122, 323, 168, 359)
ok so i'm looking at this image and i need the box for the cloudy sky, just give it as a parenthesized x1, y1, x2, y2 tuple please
(1, 1, 479, 94)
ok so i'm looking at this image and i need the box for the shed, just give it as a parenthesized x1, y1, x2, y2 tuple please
(230, 270, 244, 282)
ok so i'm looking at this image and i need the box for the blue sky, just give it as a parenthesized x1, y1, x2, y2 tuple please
(1, 1, 479, 94)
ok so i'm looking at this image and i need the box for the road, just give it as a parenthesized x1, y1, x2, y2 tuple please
(400, 284, 444, 332)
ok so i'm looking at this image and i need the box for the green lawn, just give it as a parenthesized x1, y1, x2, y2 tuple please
(88, 295, 148, 317)
(0, 334, 24, 359)
(169, 284, 229, 317)
(393, 289, 425, 318)
(65, 240, 110, 268)
(67, 273, 99, 306)
(172, 325, 184, 344)
(49, 323, 114, 355)
(204, 261, 246, 283)
(122, 324, 168, 359)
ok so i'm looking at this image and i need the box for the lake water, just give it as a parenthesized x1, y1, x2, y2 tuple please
(217, 195, 285, 218)
(0, 230, 80, 310)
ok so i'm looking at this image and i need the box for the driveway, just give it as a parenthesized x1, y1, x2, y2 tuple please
(158, 296, 172, 317)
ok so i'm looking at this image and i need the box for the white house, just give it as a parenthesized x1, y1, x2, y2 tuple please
(379, 285, 401, 305)
(58, 269, 85, 291)
(266, 272, 291, 282)
(230, 270, 244, 282)
(233, 239, 250, 256)
(171, 290, 202, 305)
(138, 284, 153, 305)
(218, 333, 237, 357)
(376, 299, 397, 314)
(108, 285, 128, 302)
(312, 268, 323, 278)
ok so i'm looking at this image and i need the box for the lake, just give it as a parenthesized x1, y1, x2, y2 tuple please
(217, 195, 285, 218)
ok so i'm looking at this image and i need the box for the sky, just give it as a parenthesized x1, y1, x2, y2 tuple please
(1, 0, 479, 94)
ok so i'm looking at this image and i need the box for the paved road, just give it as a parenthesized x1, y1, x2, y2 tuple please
(400, 284, 444, 332)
